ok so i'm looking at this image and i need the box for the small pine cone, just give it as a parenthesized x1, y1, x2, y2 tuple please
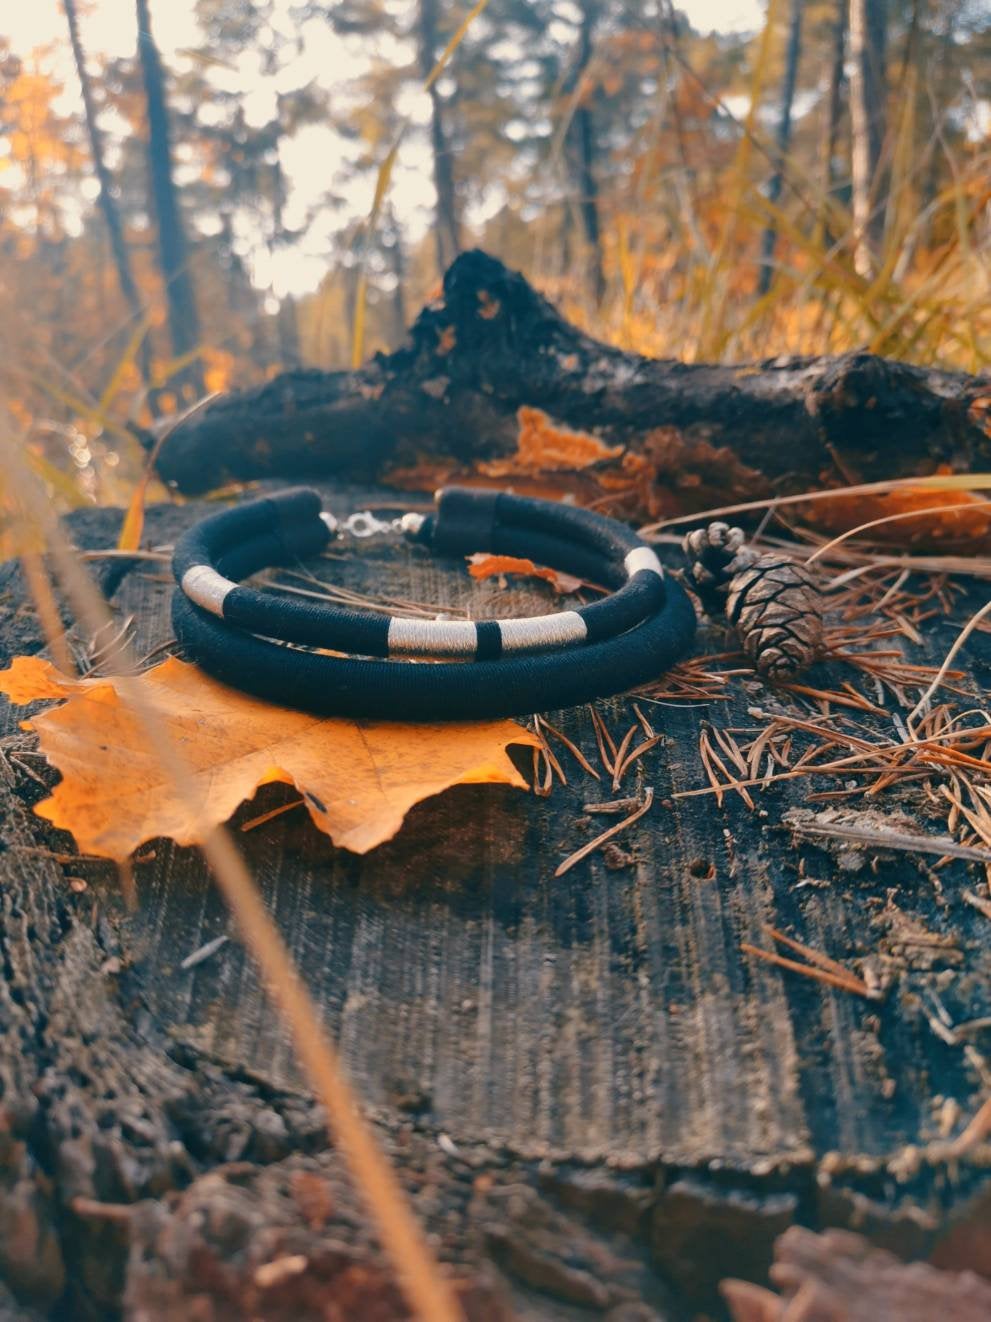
(682, 522, 755, 604)
(725, 553, 823, 680)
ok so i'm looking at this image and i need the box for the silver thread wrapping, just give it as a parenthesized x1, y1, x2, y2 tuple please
(725, 552, 823, 680)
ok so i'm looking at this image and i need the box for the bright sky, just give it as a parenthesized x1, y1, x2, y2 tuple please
(8, 0, 765, 294)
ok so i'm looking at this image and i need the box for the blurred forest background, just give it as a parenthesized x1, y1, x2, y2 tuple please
(1, 0, 989, 508)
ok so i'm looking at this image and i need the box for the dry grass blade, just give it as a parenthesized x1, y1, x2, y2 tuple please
(640, 473, 991, 537)
(805, 500, 991, 566)
(632, 702, 655, 739)
(0, 419, 464, 1322)
(531, 744, 553, 797)
(908, 597, 991, 726)
(118, 393, 218, 552)
(539, 717, 601, 780)
(555, 787, 654, 877)
(19, 550, 75, 676)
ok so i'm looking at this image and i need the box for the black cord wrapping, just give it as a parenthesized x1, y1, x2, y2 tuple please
(171, 487, 698, 721)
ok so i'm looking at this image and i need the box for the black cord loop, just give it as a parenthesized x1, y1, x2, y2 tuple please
(171, 487, 697, 720)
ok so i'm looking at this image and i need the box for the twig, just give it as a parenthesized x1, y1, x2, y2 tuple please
(786, 816, 991, 864)
(583, 796, 640, 814)
(555, 788, 654, 877)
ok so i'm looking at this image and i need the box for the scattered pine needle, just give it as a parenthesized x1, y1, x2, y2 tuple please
(949, 1094, 991, 1157)
(555, 787, 654, 877)
(538, 717, 601, 780)
(240, 799, 306, 832)
(742, 926, 872, 998)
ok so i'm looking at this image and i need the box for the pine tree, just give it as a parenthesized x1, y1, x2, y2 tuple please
(135, 0, 204, 394)
(63, 0, 153, 390)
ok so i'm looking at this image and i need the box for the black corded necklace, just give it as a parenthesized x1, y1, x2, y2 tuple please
(171, 486, 697, 721)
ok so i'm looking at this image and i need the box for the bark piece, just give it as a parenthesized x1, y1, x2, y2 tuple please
(152, 251, 991, 502)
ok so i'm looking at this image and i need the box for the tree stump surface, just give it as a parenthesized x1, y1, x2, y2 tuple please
(0, 486, 989, 1320)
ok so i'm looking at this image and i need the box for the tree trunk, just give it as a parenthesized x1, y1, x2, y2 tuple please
(151, 250, 991, 505)
(270, 159, 301, 369)
(386, 212, 408, 346)
(417, 0, 461, 274)
(63, 0, 154, 395)
(757, 0, 805, 295)
(815, 0, 848, 246)
(567, 0, 606, 305)
(135, 0, 204, 396)
(849, 0, 888, 276)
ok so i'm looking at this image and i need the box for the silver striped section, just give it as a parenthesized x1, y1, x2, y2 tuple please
(181, 564, 235, 617)
(624, 546, 664, 579)
(498, 611, 587, 653)
(388, 617, 479, 658)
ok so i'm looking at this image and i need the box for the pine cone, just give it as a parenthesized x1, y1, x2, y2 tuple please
(682, 522, 754, 605)
(725, 553, 823, 680)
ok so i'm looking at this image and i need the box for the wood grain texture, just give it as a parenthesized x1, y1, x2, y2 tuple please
(1, 487, 990, 1318)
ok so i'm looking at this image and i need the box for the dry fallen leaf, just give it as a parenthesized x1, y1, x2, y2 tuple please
(803, 472, 991, 551)
(481, 405, 623, 476)
(466, 552, 585, 595)
(0, 655, 540, 860)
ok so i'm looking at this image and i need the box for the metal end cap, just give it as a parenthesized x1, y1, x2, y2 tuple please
(400, 512, 427, 539)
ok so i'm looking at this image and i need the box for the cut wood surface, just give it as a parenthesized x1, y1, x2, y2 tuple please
(153, 251, 991, 512)
(1, 487, 991, 1319)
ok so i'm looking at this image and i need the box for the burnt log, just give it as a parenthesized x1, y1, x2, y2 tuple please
(154, 250, 991, 509)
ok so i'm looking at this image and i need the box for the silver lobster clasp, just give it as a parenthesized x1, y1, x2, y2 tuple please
(341, 510, 395, 538)
(336, 510, 427, 540)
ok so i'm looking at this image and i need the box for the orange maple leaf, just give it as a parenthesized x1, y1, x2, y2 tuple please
(0, 656, 539, 860)
(466, 552, 585, 595)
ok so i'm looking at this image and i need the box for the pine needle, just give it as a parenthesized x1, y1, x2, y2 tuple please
(555, 787, 654, 877)
(741, 934, 872, 998)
